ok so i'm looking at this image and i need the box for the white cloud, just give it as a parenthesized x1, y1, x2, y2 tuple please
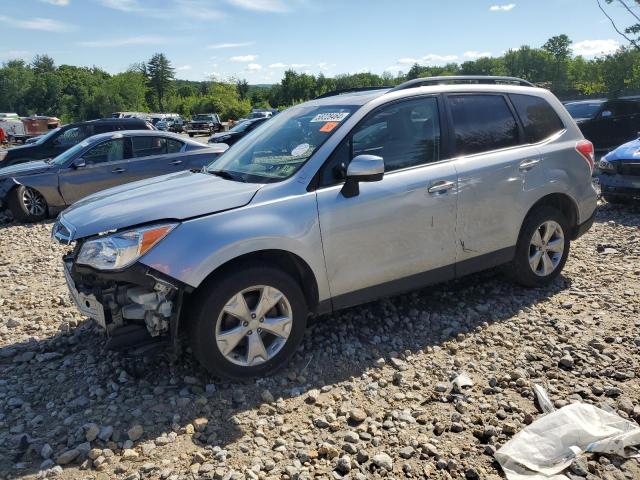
(464, 50, 492, 59)
(268, 62, 288, 68)
(230, 54, 258, 62)
(79, 35, 166, 47)
(384, 65, 404, 73)
(40, 0, 70, 5)
(176, 65, 192, 71)
(490, 3, 516, 11)
(98, 0, 221, 20)
(208, 42, 254, 49)
(0, 15, 74, 32)
(290, 63, 310, 68)
(398, 57, 419, 65)
(573, 39, 620, 57)
(246, 63, 262, 71)
(422, 54, 458, 63)
(226, 0, 290, 12)
(0, 50, 32, 61)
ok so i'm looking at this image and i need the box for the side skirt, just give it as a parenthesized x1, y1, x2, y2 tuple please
(320, 246, 516, 314)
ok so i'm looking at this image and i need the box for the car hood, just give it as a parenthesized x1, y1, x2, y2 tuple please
(0, 160, 53, 178)
(604, 138, 640, 161)
(58, 170, 263, 240)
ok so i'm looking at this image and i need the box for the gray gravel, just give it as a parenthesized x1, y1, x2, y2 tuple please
(0, 201, 639, 480)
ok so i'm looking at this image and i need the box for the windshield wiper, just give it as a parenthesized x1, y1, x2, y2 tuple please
(208, 169, 246, 182)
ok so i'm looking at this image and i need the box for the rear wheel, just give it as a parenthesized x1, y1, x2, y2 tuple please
(189, 265, 308, 379)
(505, 206, 570, 288)
(8, 185, 48, 222)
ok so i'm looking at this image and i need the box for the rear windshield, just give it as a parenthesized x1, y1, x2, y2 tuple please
(207, 104, 358, 183)
(564, 102, 602, 119)
(193, 115, 213, 121)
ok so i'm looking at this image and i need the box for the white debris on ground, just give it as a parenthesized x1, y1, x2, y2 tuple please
(0, 202, 639, 480)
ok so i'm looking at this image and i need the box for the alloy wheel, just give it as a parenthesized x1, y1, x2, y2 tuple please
(22, 188, 46, 217)
(215, 285, 293, 367)
(528, 220, 564, 276)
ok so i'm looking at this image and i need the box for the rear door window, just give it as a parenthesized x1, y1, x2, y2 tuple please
(510, 94, 565, 143)
(448, 94, 520, 156)
(132, 136, 168, 158)
(55, 126, 88, 147)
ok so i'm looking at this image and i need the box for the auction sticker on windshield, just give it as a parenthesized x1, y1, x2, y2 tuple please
(310, 112, 350, 123)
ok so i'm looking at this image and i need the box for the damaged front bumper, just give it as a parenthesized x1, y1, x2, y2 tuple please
(62, 253, 188, 347)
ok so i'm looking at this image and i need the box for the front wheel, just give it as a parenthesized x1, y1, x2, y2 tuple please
(189, 265, 308, 379)
(8, 185, 48, 222)
(505, 206, 570, 288)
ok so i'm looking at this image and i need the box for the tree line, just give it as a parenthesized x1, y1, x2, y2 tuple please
(0, 34, 639, 123)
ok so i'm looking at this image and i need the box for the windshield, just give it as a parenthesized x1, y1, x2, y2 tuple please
(206, 104, 357, 183)
(33, 127, 61, 145)
(49, 140, 89, 166)
(193, 115, 212, 121)
(565, 102, 602, 119)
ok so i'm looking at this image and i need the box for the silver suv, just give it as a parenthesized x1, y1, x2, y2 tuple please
(53, 76, 598, 379)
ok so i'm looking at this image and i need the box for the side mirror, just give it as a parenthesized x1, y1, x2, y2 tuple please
(341, 154, 384, 198)
(601, 110, 612, 118)
(72, 158, 86, 168)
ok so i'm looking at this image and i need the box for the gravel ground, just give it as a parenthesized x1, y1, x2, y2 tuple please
(0, 201, 639, 480)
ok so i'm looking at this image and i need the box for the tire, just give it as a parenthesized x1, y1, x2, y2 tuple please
(505, 206, 570, 288)
(7, 185, 48, 222)
(189, 265, 308, 379)
(602, 193, 627, 205)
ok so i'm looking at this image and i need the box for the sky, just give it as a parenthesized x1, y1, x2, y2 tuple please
(0, 0, 635, 83)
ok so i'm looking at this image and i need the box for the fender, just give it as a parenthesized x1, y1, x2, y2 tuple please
(140, 192, 332, 303)
(1, 171, 66, 210)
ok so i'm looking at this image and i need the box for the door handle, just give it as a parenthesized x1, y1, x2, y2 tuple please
(427, 180, 456, 195)
(519, 159, 540, 172)
(170, 160, 183, 165)
(111, 167, 126, 173)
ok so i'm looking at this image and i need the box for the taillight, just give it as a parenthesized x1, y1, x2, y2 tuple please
(575, 140, 594, 173)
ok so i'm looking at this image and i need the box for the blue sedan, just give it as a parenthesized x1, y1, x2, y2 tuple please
(598, 137, 640, 203)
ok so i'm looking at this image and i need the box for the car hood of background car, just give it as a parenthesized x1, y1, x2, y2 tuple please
(604, 138, 640, 161)
(0, 160, 53, 177)
(59, 170, 263, 240)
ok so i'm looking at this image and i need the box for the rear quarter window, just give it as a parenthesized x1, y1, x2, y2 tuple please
(510, 94, 565, 143)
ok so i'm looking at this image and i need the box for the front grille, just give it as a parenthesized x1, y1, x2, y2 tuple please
(616, 161, 640, 176)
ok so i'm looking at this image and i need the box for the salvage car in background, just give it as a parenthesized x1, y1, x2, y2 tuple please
(565, 98, 640, 152)
(185, 113, 222, 137)
(0, 118, 154, 168)
(598, 137, 640, 203)
(207, 117, 269, 147)
(156, 117, 184, 133)
(0, 130, 226, 222)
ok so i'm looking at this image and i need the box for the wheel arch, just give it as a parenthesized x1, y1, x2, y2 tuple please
(187, 249, 321, 316)
(522, 192, 579, 239)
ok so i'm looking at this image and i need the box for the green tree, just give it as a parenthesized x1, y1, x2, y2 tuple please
(145, 53, 175, 112)
(599, 0, 640, 50)
(236, 79, 249, 100)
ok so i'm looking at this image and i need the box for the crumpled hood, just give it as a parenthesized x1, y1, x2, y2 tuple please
(58, 170, 263, 240)
(0, 160, 52, 178)
(604, 138, 640, 162)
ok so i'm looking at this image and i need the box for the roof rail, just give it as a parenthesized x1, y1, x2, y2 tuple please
(389, 76, 534, 92)
(314, 86, 391, 100)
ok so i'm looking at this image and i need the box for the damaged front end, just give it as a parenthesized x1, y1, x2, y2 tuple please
(55, 220, 189, 350)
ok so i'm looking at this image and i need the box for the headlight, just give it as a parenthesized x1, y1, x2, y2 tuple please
(598, 158, 616, 172)
(77, 223, 177, 270)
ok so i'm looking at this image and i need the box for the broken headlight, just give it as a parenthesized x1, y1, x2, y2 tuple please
(77, 223, 177, 270)
(598, 157, 616, 172)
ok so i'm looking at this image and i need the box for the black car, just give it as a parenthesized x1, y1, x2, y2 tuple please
(207, 117, 269, 147)
(185, 114, 223, 137)
(564, 99, 640, 152)
(0, 118, 154, 168)
(0, 131, 226, 222)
